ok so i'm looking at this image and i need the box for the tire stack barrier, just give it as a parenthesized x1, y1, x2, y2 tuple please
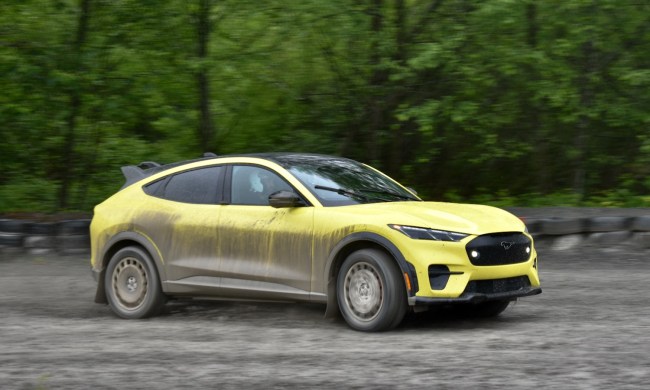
(0, 219, 90, 255)
(631, 216, 650, 249)
(524, 215, 650, 251)
(56, 220, 91, 254)
(24, 222, 57, 255)
(0, 220, 28, 249)
(2, 215, 650, 255)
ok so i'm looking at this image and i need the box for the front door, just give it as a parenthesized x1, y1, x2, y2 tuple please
(216, 165, 314, 300)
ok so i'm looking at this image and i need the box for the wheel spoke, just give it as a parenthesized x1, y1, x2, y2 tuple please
(111, 256, 148, 311)
(344, 262, 383, 321)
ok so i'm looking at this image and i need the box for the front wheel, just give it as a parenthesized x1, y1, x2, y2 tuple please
(337, 249, 407, 332)
(104, 246, 165, 319)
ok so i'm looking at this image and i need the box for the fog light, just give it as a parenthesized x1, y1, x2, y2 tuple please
(470, 250, 480, 259)
(526, 246, 531, 254)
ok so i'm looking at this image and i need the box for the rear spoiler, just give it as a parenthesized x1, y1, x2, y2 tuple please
(119, 153, 218, 189)
(120, 162, 161, 189)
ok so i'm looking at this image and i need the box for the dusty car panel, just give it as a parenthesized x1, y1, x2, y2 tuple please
(216, 205, 314, 297)
(91, 153, 541, 331)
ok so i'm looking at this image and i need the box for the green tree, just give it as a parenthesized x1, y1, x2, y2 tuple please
(1, 0, 648, 212)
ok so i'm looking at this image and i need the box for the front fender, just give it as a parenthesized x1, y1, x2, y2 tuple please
(323, 232, 418, 318)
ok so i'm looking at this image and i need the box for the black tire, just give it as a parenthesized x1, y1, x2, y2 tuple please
(586, 216, 630, 233)
(337, 248, 407, 332)
(104, 246, 165, 319)
(57, 219, 91, 235)
(540, 218, 584, 235)
(0, 219, 28, 234)
(56, 235, 90, 252)
(632, 216, 650, 232)
(453, 300, 510, 318)
(0, 232, 23, 247)
(25, 222, 57, 235)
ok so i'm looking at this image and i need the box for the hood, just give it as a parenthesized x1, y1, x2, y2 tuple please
(356, 201, 525, 235)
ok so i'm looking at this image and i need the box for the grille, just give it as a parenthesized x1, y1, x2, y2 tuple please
(465, 232, 531, 266)
(463, 276, 531, 295)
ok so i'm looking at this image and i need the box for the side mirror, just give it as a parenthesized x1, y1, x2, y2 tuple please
(268, 191, 305, 208)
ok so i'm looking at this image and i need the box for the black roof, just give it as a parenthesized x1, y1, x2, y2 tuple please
(120, 152, 354, 188)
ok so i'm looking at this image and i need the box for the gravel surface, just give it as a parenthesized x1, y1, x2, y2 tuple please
(1, 242, 649, 389)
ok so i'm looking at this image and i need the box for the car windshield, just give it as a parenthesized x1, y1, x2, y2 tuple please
(273, 155, 420, 206)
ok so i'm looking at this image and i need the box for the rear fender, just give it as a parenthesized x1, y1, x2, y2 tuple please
(94, 231, 166, 304)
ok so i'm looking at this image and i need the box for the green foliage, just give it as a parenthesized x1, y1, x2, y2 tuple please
(1, 0, 649, 212)
(0, 179, 58, 212)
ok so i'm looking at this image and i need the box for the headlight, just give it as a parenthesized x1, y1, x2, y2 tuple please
(389, 224, 469, 242)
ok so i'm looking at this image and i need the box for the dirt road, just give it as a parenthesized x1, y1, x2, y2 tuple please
(1, 243, 648, 389)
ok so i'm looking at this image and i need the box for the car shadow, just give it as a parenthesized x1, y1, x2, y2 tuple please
(160, 298, 330, 327)
(160, 299, 539, 332)
(398, 305, 540, 332)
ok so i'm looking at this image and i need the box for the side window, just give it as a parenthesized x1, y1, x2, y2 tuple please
(231, 166, 292, 206)
(145, 166, 224, 204)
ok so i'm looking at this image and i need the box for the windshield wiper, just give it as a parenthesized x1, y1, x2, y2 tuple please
(314, 185, 370, 202)
(358, 188, 419, 201)
(314, 185, 416, 203)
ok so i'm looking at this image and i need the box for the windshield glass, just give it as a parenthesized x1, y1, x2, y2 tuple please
(273, 155, 420, 206)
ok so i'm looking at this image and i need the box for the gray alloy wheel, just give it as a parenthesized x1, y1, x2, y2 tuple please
(104, 246, 165, 319)
(337, 248, 407, 332)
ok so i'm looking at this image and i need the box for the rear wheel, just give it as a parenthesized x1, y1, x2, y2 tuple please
(105, 246, 165, 319)
(337, 249, 407, 332)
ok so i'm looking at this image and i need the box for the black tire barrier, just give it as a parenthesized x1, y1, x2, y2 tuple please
(632, 216, 650, 232)
(586, 217, 631, 233)
(25, 222, 58, 235)
(24, 235, 56, 249)
(632, 232, 650, 249)
(57, 220, 91, 236)
(56, 235, 90, 254)
(539, 218, 585, 236)
(0, 219, 29, 234)
(0, 219, 90, 254)
(0, 232, 24, 247)
(549, 234, 584, 251)
(587, 231, 632, 246)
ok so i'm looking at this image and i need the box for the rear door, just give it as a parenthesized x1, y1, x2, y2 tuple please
(140, 165, 225, 285)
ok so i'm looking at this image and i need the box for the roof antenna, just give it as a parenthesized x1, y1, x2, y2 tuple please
(203, 152, 217, 157)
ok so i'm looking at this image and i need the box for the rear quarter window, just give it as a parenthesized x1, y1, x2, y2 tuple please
(143, 166, 224, 204)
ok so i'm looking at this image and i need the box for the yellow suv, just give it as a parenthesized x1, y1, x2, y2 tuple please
(90, 153, 540, 331)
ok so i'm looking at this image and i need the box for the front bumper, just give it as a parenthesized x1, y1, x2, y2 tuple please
(403, 230, 541, 302)
(409, 285, 542, 305)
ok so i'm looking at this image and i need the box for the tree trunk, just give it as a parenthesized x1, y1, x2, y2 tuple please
(387, 0, 407, 177)
(58, 0, 90, 210)
(526, 2, 550, 194)
(574, 5, 596, 201)
(574, 40, 593, 201)
(197, 0, 215, 153)
(366, 0, 385, 165)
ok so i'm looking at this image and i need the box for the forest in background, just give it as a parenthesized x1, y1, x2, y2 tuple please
(1, 0, 649, 213)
